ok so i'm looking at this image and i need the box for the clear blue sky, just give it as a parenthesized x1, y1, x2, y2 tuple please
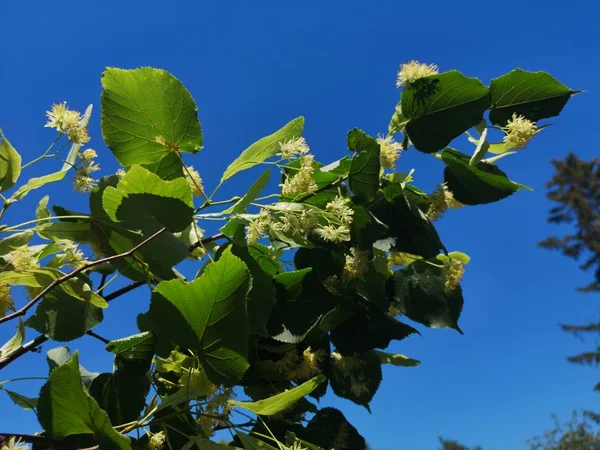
(1, 1, 599, 449)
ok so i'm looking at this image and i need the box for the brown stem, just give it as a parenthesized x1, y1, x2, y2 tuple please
(0, 432, 78, 449)
(0, 227, 167, 325)
(86, 330, 110, 345)
(189, 232, 226, 251)
(0, 231, 225, 370)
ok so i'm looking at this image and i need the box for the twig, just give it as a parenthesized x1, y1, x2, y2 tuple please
(189, 232, 225, 251)
(0, 433, 78, 449)
(97, 273, 108, 296)
(86, 330, 110, 345)
(0, 227, 167, 325)
(0, 231, 225, 370)
(0, 335, 48, 370)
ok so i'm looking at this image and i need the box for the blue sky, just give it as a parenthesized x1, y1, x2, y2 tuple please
(1, 1, 600, 449)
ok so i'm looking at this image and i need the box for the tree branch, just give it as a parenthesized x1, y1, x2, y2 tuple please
(0, 231, 225, 370)
(0, 433, 79, 449)
(0, 227, 167, 325)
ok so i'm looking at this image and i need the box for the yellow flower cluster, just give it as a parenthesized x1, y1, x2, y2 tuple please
(148, 431, 167, 450)
(281, 155, 318, 197)
(276, 346, 327, 381)
(443, 258, 465, 292)
(0, 283, 15, 318)
(343, 248, 369, 280)
(425, 184, 462, 221)
(9, 246, 40, 272)
(55, 240, 85, 268)
(73, 148, 100, 193)
(502, 113, 540, 150)
(45, 102, 90, 144)
(0, 436, 29, 450)
(396, 60, 439, 88)
(185, 166, 204, 197)
(377, 135, 403, 168)
(279, 136, 310, 159)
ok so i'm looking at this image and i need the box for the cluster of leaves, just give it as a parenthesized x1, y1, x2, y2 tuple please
(0, 64, 576, 449)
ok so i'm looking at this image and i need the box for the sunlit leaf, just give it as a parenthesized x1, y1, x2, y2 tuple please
(221, 117, 304, 182)
(101, 67, 202, 166)
(38, 352, 131, 449)
(148, 247, 250, 385)
(229, 375, 326, 416)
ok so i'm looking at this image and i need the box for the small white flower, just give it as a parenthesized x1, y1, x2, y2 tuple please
(0, 283, 14, 318)
(326, 196, 354, 225)
(377, 135, 403, 168)
(314, 225, 350, 243)
(396, 60, 439, 88)
(343, 247, 369, 280)
(185, 166, 204, 197)
(281, 155, 318, 197)
(279, 136, 310, 159)
(9, 246, 40, 272)
(502, 113, 540, 150)
(1, 436, 29, 450)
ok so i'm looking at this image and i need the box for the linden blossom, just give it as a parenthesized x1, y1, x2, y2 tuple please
(376, 135, 403, 168)
(396, 60, 439, 88)
(502, 113, 542, 150)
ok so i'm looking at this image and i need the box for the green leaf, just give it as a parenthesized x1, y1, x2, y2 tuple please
(91, 175, 189, 281)
(102, 165, 193, 233)
(101, 67, 202, 166)
(105, 331, 156, 373)
(329, 350, 382, 409)
(36, 195, 51, 224)
(304, 408, 367, 450)
(26, 291, 104, 342)
(442, 148, 531, 205)
(489, 69, 577, 125)
(141, 151, 184, 181)
(331, 308, 417, 354)
(221, 243, 276, 337)
(374, 350, 420, 367)
(62, 104, 93, 171)
(221, 117, 304, 182)
(0, 130, 22, 192)
(222, 169, 271, 214)
(4, 389, 38, 410)
(148, 247, 250, 385)
(402, 71, 490, 153)
(236, 432, 278, 450)
(393, 260, 464, 332)
(89, 370, 151, 426)
(348, 129, 380, 202)
(388, 102, 408, 136)
(11, 170, 67, 201)
(46, 347, 100, 388)
(36, 221, 93, 242)
(248, 244, 282, 276)
(0, 230, 33, 256)
(0, 269, 107, 308)
(274, 268, 312, 298)
(38, 352, 131, 449)
(156, 368, 214, 411)
(369, 189, 445, 258)
(229, 374, 326, 416)
(0, 318, 25, 359)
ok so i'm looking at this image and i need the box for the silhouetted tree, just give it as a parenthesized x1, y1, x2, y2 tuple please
(540, 152, 600, 421)
(527, 412, 600, 450)
(438, 437, 482, 450)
